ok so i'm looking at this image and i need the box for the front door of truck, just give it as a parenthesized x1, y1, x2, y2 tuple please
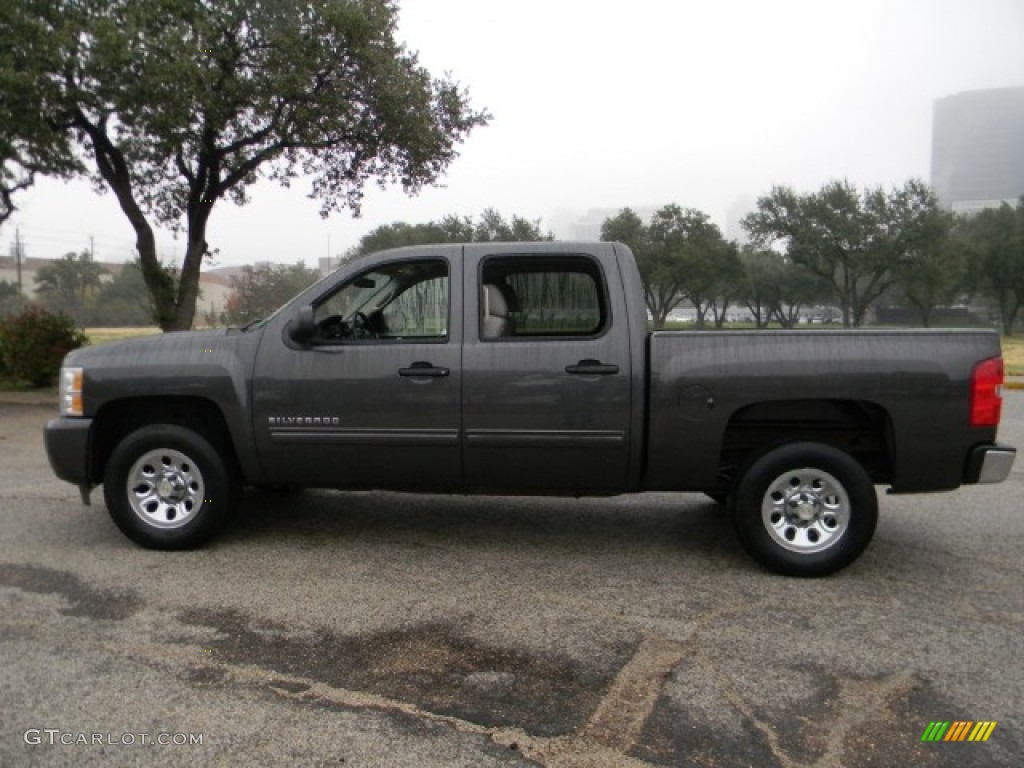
(461, 248, 633, 494)
(251, 251, 462, 491)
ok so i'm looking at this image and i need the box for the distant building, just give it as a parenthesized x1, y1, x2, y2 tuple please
(0, 255, 233, 319)
(931, 86, 1024, 212)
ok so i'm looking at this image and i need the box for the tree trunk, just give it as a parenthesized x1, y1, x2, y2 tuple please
(135, 229, 179, 330)
(171, 237, 207, 331)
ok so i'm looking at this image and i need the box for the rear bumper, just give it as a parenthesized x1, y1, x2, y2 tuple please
(44, 417, 93, 487)
(964, 444, 1016, 484)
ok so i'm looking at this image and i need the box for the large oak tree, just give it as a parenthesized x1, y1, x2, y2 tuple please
(350, 209, 552, 257)
(601, 205, 736, 329)
(742, 179, 947, 328)
(2, 0, 488, 329)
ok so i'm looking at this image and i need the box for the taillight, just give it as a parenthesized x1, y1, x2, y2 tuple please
(970, 356, 1004, 427)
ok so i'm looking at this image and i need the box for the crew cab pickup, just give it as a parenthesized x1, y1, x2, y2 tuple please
(44, 242, 1016, 576)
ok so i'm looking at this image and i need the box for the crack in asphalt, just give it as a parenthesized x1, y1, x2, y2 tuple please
(581, 636, 688, 753)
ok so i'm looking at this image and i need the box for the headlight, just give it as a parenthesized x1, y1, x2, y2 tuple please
(60, 367, 84, 417)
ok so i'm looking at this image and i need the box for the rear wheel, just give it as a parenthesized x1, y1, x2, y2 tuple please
(732, 442, 877, 577)
(103, 424, 238, 549)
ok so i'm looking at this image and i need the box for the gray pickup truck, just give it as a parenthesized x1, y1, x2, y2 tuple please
(45, 242, 1015, 576)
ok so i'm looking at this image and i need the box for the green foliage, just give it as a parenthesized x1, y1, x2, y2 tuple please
(601, 205, 735, 329)
(0, 305, 88, 386)
(90, 260, 156, 326)
(223, 262, 321, 326)
(33, 251, 108, 325)
(0, 3, 81, 225)
(351, 209, 552, 257)
(893, 211, 964, 327)
(958, 198, 1024, 335)
(0, 279, 22, 318)
(743, 179, 945, 328)
(3, 0, 488, 331)
(737, 247, 831, 328)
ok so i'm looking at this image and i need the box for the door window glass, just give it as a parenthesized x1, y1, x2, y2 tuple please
(314, 260, 448, 342)
(480, 256, 607, 339)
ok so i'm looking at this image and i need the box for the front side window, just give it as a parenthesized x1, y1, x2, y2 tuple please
(480, 256, 607, 339)
(314, 259, 449, 342)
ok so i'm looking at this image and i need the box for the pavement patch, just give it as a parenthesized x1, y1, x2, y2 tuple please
(177, 606, 630, 737)
(0, 562, 143, 621)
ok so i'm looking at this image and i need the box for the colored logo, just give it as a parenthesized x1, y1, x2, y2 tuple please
(921, 721, 997, 742)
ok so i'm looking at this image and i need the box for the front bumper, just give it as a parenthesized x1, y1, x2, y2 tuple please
(44, 416, 93, 487)
(964, 444, 1016, 484)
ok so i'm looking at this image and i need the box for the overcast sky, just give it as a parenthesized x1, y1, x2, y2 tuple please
(7, 0, 1024, 267)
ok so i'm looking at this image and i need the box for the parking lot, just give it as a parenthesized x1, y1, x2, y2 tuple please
(1, 395, 1021, 767)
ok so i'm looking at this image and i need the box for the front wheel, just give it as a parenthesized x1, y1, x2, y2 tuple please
(732, 442, 877, 577)
(103, 424, 239, 549)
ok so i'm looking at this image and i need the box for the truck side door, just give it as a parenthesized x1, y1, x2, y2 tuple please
(251, 250, 462, 491)
(461, 247, 633, 494)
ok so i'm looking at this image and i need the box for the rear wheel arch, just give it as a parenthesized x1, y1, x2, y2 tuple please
(713, 398, 894, 497)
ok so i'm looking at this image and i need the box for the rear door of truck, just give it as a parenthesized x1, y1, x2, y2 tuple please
(460, 243, 634, 494)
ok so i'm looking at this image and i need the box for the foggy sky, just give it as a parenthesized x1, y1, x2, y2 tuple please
(7, 0, 1024, 267)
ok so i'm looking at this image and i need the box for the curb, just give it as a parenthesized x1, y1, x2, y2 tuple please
(0, 390, 57, 408)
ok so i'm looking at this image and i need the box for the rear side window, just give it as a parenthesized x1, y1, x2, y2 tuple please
(480, 256, 608, 339)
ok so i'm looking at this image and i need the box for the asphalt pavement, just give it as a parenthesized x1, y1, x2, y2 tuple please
(0, 395, 1021, 767)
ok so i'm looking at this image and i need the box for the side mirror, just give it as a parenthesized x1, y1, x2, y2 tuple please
(287, 305, 315, 344)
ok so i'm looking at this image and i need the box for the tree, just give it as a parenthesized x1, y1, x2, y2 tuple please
(603, 205, 735, 329)
(4, 1, 488, 331)
(706, 241, 744, 329)
(737, 247, 779, 328)
(960, 199, 1024, 335)
(892, 214, 964, 327)
(90, 260, 156, 326)
(601, 208, 674, 327)
(350, 209, 552, 257)
(223, 261, 321, 326)
(0, 4, 80, 225)
(0, 280, 21, 317)
(737, 246, 830, 328)
(743, 180, 942, 328)
(465, 209, 552, 243)
(33, 251, 108, 324)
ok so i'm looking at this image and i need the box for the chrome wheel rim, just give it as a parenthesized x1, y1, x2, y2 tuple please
(761, 467, 849, 554)
(126, 449, 204, 529)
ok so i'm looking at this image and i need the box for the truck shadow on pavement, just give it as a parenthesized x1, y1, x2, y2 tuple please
(226, 487, 743, 563)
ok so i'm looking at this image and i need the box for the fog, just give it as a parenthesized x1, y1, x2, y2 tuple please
(7, 0, 1024, 266)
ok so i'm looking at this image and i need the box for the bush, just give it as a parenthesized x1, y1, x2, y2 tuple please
(0, 306, 89, 387)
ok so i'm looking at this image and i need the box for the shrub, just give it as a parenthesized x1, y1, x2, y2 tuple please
(0, 306, 89, 387)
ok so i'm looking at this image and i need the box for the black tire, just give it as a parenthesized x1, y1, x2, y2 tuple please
(732, 442, 877, 577)
(103, 424, 239, 550)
